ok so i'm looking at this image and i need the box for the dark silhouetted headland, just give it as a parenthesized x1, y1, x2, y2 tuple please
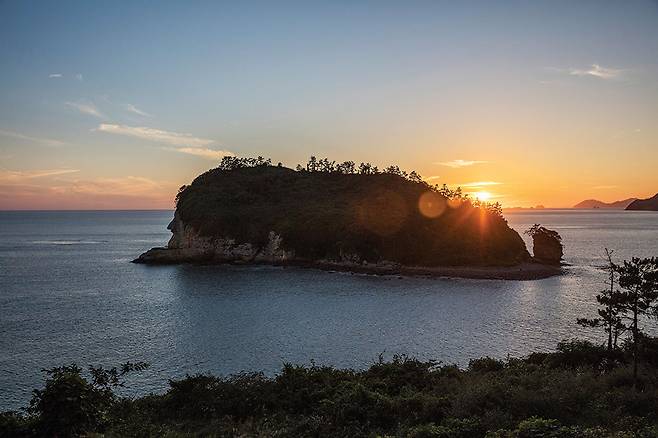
(626, 193, 658, 211)
(134, 157, 560, 279)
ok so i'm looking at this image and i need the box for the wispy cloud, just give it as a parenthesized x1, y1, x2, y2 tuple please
(425, 175, 442, 181)
(593, 185, 618, 190)
(0, 174, 176, 209)
(173, 147, 234, 160)
(97, 123, 215, 148)
(455, 181, 502, 189)
(568, 64, 623, 79)
(67, 176, 162, 196)
(437, 159, 488, 168)
(49, 73, 63, 78)
(0, 169, 80, 183)
(0, 129, 65, 147)
(75, 73, 83, 81)
(122, 103, 153, 117)
(66, 101, 105, 119)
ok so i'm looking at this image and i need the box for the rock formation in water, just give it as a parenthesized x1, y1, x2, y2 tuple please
(525, 224, 563, 265)
(625, 193, 658, 211)
(134, 157, 534, 268)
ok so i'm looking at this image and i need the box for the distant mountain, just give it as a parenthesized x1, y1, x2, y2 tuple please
(573, 198, 637, 209)
(626, 193, 658, 211)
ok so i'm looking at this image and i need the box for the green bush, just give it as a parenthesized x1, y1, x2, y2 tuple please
(469, 357, 505, 373)
(5, 342, 658, 437)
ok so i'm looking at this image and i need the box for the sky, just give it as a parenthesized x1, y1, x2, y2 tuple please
(1, 0, 657, 209)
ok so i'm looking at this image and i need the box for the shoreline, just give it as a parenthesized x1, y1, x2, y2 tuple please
(309, 260, 563, 280)
(133, 249, 562, 280)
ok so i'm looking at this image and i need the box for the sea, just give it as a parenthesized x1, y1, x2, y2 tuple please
(1, 209, 657, 410)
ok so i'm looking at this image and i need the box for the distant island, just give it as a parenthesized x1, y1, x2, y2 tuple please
(504, 205, 545, 210)
(626, 193, 658, 211)
(573, 198, 637, 209)
(135, 157, 561, 279)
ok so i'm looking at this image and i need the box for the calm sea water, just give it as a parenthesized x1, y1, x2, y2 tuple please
(1, 209, 657, 410)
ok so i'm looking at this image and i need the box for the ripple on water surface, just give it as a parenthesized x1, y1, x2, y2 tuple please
(0, 209, 657, 410)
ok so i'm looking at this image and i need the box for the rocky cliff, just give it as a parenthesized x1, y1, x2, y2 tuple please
(135, 213, 294, 264)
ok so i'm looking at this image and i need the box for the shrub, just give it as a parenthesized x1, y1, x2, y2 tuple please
(469, 357, 505, 373)
(6, 342, 658, 437)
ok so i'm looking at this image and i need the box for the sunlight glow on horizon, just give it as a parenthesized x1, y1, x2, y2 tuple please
(472, 191, 493, 202)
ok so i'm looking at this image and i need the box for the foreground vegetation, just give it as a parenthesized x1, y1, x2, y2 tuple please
(4, 340, 658, 438)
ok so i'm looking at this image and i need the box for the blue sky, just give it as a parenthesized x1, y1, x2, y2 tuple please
(1, 1, 657, 208)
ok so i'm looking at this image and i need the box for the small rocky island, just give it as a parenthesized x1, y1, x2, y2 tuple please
(525, 224, 563, 265)
(135, 157, 561, 279)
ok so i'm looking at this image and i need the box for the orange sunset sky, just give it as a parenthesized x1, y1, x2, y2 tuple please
(1, 1, 657, 210)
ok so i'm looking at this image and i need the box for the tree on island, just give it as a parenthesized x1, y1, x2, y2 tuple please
(216, 155, 504, 216)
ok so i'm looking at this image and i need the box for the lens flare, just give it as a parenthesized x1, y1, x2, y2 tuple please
(418, 191, 446, 218)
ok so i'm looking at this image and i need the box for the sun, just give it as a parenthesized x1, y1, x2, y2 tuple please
(473, 191, 492, 201)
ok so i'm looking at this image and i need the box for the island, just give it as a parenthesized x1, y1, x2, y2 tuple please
(134, 157, 561, 280)
(573, 198, 637, 209)
(625, 193, 658, 211)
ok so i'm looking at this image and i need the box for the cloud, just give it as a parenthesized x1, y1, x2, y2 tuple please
(0, 129, 65, 147)
(0, 169, 79, 183)
(75, 73, 83, 81)
(568, 64, 622, 79)
(593, 185, 618, 190)
(173, 147, 234, 160)
(49, 73, 63, 78)
(122, 103, 153, 117)
(97, 123, 215, 148)
(96, 123, 235, 161)
(67, 176, 163, 196)
(424, 175, 442, 181)
(66, 101, 105, 119)
(437, 159, 488, 168)
(455, 181, 502, 189)
(0, 174, 176, 210)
